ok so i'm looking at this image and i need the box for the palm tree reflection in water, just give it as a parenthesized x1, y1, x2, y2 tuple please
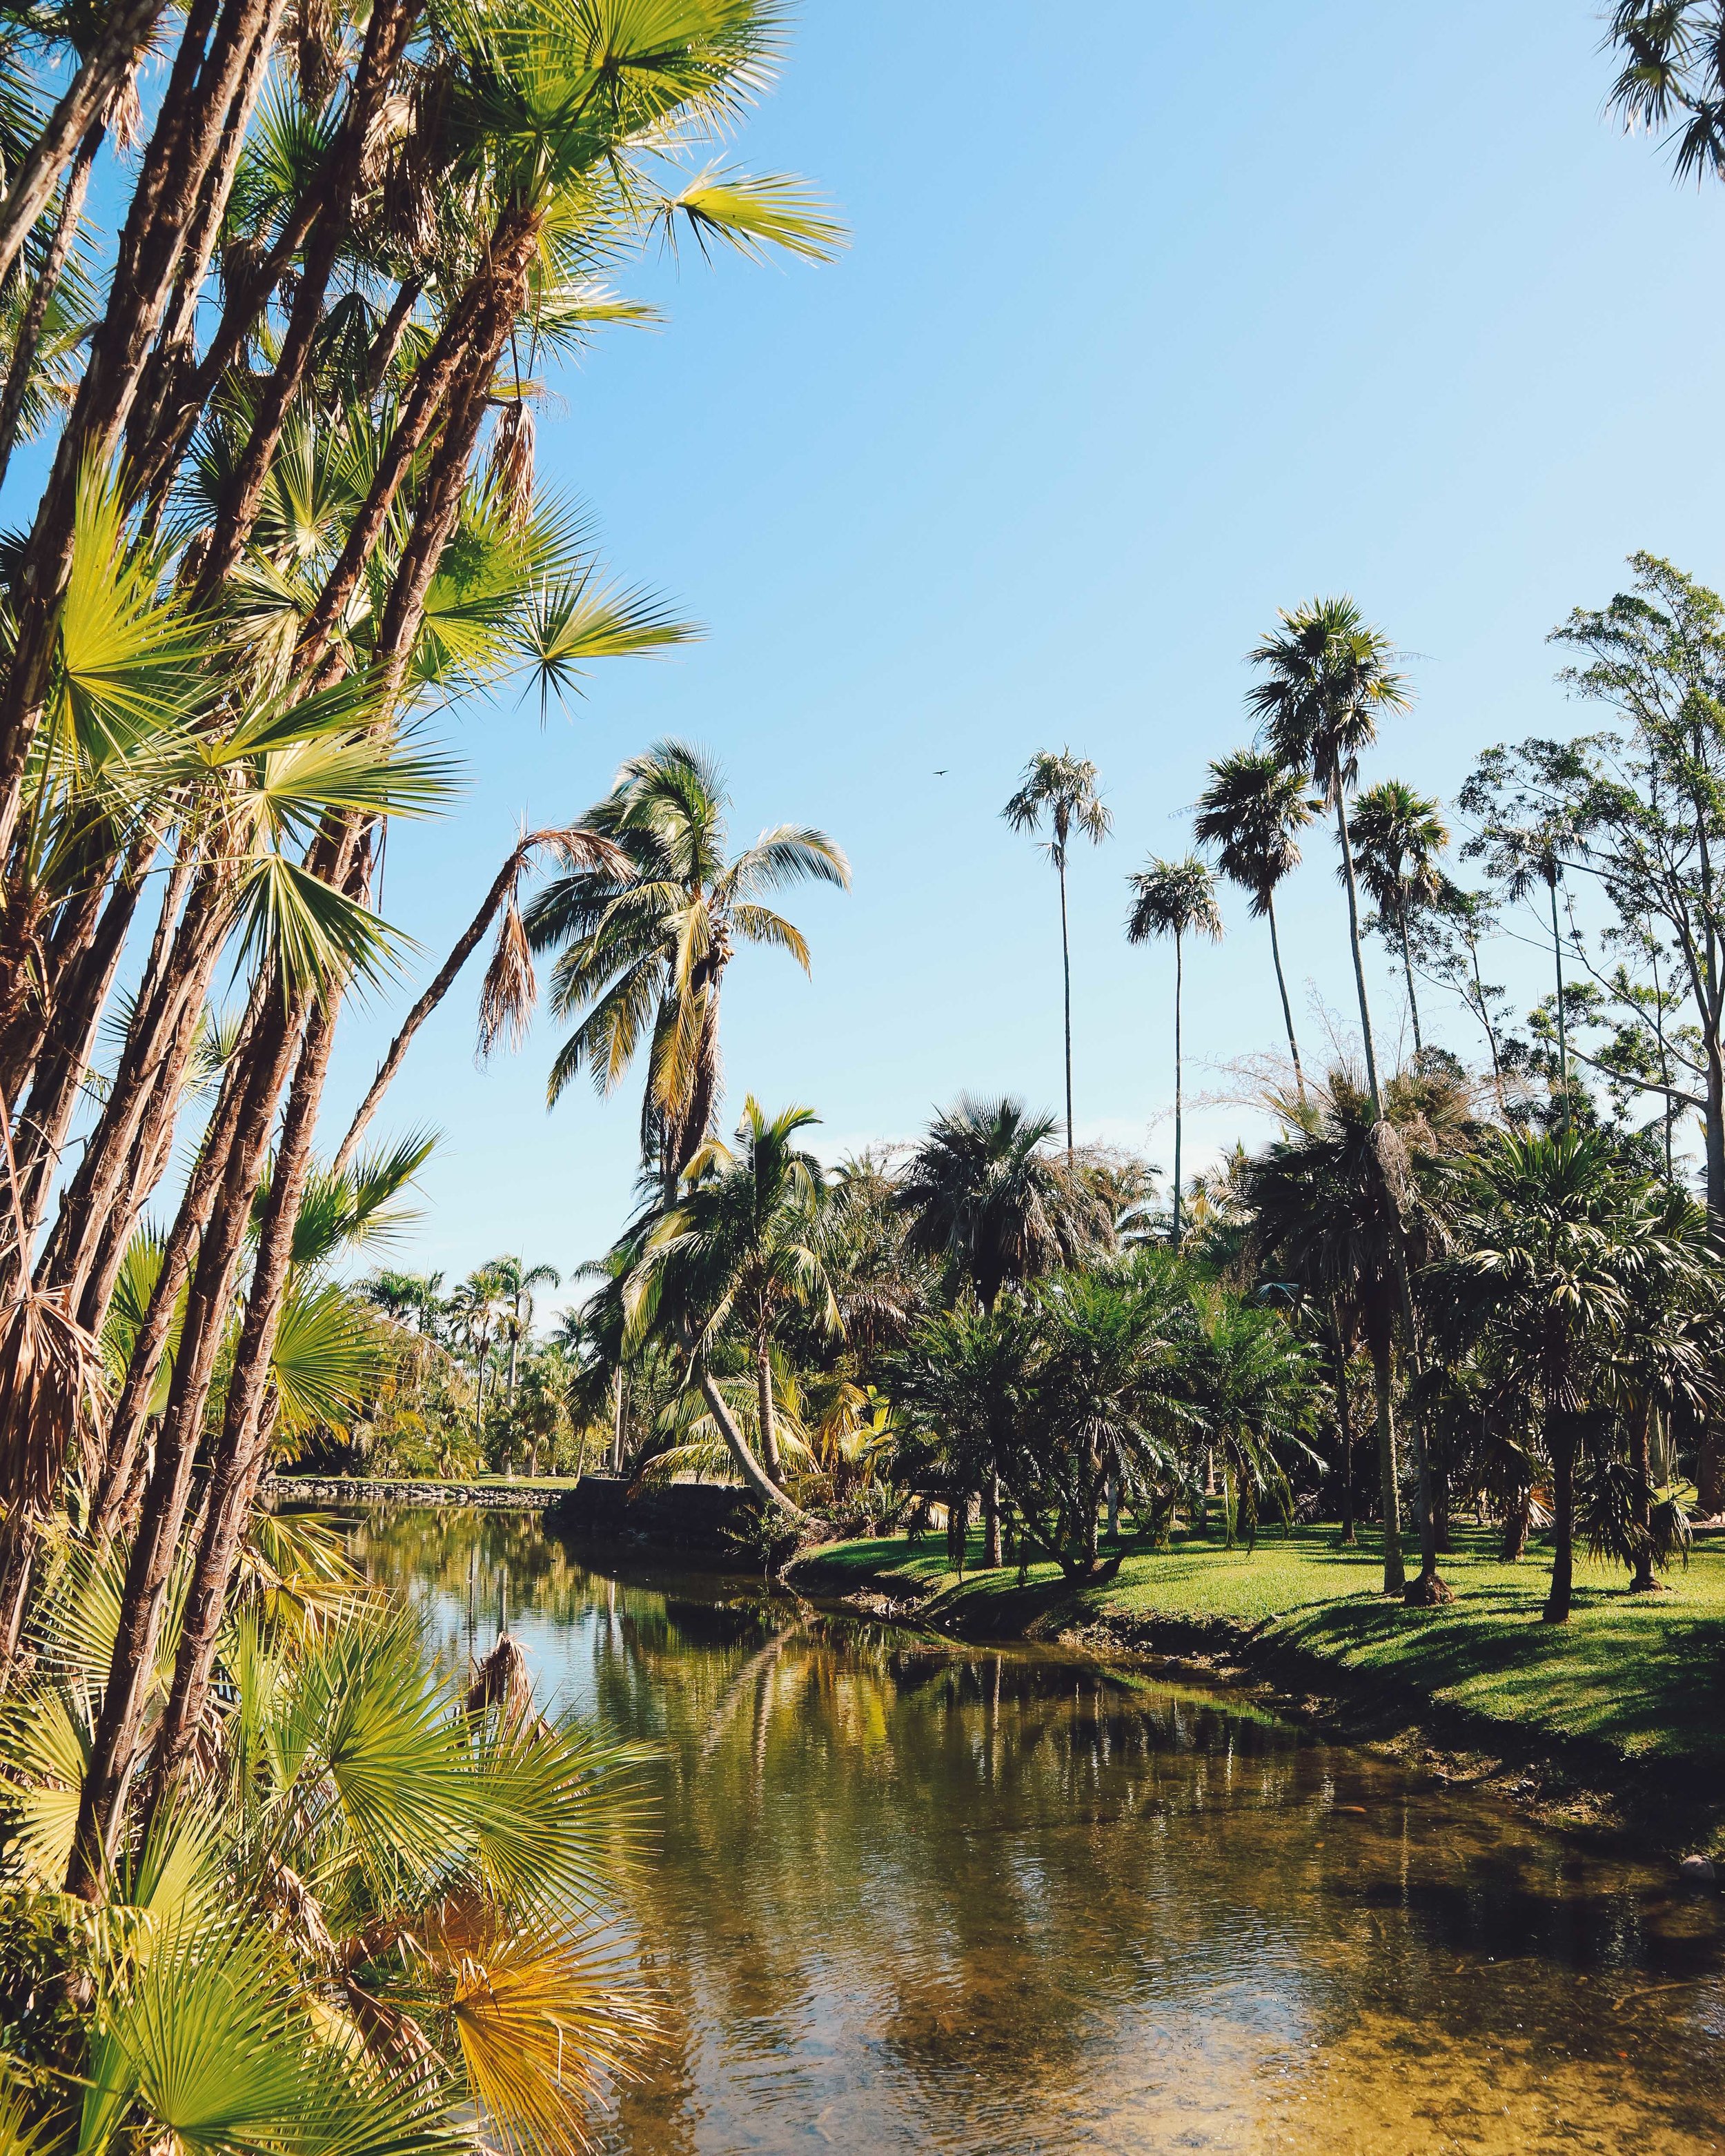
(355, 1508, 1725, 2156)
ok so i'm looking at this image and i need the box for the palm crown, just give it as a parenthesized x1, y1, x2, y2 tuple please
(1193, 750, 1312, 916)
(1247, 596, 1411, 803)
(522, 739, 849, 1187)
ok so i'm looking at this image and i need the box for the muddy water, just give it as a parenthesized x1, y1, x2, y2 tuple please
(355, 1508, 1725, 2155)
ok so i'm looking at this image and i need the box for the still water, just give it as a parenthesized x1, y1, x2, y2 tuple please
(355, 1507, 1725, 2155)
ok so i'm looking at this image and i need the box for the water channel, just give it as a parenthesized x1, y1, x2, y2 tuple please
(355, 1506, 1725, 2155)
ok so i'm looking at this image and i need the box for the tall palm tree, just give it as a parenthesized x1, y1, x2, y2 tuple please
(1125, 856, 1223, 1250)
(1002, 749, 1112, 1155)
(1244, 1065, 1472, 1599)
(520, 742, 849, 1195)
(1194, 749, 1313, 1098)
(1348, 780, 1450, 1054)
(627, 1098, 839, 1516)
(1247, 598, 1412, 1118)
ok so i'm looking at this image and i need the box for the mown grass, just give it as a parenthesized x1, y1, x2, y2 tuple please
(796, 1525, 1725, 1771)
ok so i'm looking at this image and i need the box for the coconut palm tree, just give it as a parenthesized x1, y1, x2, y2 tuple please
(519, 742, 849, 1196)
(1247, 598, 1412, 1118)
(491, 1253, 562, 1401)
(1125, 856, 1223, 1250)
(1002, 749, 1112, 1155)
(1194, 749, 1314, 1098)
(625, 1100, 840, 1518)
(1348, 780, 1450, 1054)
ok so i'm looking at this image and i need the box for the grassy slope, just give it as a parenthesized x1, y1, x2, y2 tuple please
(794, 1526, 1725, 1774)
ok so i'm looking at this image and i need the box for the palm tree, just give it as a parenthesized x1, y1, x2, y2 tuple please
(520, 742, 849, 1195)
(627, 1099, 840, 1518)
(1438, 1131, 1695, 1621)
(1247, 598, 1412, 1118)
(448, 1264, 512, 1446)
(1002, 749, 1112, 1155)
(898, 1095, 1107, 1312)
(1244, 1065, 1472, 1598)
(1348, 780, 1450, 1054)
(898, 1094, 1107, 1565)
(1194, 749, 1313, 1098)
(491, 1254, 562, 1400)
(1125, 856, 1223, 1250)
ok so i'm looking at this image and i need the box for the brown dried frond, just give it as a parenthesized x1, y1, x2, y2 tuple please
(292, 0, 343, 107)
(477, 896, 535, 1064)
(101, 68, 143, 152)
(0, 1288, 108, 1515)
(465, 1632, 533, 1725)
(486, 402, 535, 527)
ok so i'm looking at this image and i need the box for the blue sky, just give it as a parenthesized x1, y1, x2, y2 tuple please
(317, 0, 1725, 1297)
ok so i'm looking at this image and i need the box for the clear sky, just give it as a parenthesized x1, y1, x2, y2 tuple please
(316, 0, 1725, 1298)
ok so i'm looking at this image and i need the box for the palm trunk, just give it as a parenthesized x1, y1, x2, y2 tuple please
(148, 993, 340, 1810)
(1333, 1316, 1356, 1545)
(1543, 1408, 1577, 1623)
(1468, 933, 1501, 1091)
(754, 1336, 782, 1480)
(1171, 929, 1183, 1249)
(1397, 904, 1423, 1054)
(66, 984, 306, 1897)
(1370, 1329, 1405, 1594)
(983, 1472, 1002, 1566)
(0, 121, 101, 491)
(1334, 794, 1381, 1117)
(0, 0, 166, 297)
(1058, 852, 1073, 1157)
(1549, 872, 1569, 1129)
(611, 1366, 625, 1472)
(697, 1363, 805, 1521)
(1391, 1256, 1450, 1605)
(1630, 1400, 1657, 1594)
(1265, 891, 1305, 1102)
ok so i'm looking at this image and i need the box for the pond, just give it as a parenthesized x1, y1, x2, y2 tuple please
(354, 1507, 1725, 2155)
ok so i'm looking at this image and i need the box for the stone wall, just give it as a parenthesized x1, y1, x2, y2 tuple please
(262, 1476, 561, 1510)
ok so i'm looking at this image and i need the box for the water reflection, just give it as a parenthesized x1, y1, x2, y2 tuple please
(350, 1507, 1725, 2155)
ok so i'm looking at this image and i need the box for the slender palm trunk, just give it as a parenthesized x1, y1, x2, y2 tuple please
(1333, 1316, 1356, 1545)
(1265, 892, 1305, 1102)
(755, 1335, 782, 1481)
(0, 121, 101, 491)
(1058, 853, 1073, 1157)
(698, 1364, 805, 1521)
(1370, 1329, 1404, 1594)
(1630, 1399, 1658, 1594)
(1397, 905, 1423, 1054)
(1543, 1407, 1577, 1623)
(983, 1472, 1002, 1566)
(1549, 871, 1569, 1128)
(1172, 929, 1184, 1249)
(1334, 795, 1381, 1116)
(611, 1366, 625, 1473)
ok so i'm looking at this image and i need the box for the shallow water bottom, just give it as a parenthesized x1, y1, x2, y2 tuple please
(354, 1509, 1725, 2155)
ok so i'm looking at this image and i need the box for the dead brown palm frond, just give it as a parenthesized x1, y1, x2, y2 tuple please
(478, 893, 535, 1060)
(487, 404, 536, 528)
(0, 1094, 107, 1515)
(465, 1633, 532, 1725)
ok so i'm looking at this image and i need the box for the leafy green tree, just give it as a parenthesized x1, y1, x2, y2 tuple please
(1463, 557, 1725, 1209)
(1194, 748, 1314, 1098)
(1125, 856, 1223, 1249)
(1176, 1284, 1319, 1550)
(1002, 748, 1112, 1154)
(519, 742, 849, 1194)
(1348, 780, 1450, 1054)
(1247, 597, 1412, 1116)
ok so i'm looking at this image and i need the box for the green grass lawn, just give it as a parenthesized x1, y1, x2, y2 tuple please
(796, 1525, 1725, 1774)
